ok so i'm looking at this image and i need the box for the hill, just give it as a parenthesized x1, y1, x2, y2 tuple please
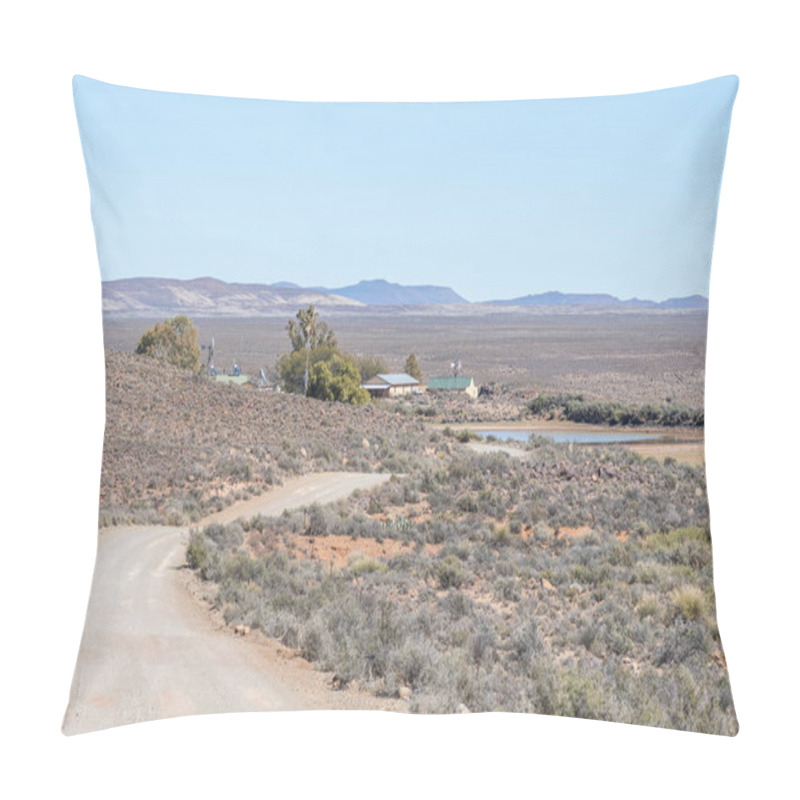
(102, 276, 363, 317)
(99, 350, 430, 526)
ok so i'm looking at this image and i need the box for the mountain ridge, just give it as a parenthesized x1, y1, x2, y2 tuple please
(485, 290, 709, 310)
(102, 276, 708, 317)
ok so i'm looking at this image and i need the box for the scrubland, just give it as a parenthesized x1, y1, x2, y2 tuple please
(100, 310, 733, 732)
(186, 434, 736, 734)
(98, 350, 432, 526)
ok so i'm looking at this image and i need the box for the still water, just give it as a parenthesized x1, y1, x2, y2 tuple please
(477, 429, 663, 445)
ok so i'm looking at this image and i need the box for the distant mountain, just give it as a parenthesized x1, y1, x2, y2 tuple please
(102, 277, 364, 317)
(657, 295, 709, 309)
(325, 279, 468, 306)
(485, 290, 707, 309)
(489, 291, 626, 307)
(102, 277, 708, 317)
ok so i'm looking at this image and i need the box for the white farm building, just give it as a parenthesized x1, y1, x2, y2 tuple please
(360, 373, 422, 398)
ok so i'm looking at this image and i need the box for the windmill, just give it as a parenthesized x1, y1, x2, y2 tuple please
(230, 334, 244, 376)
(202, 336, 216, 375)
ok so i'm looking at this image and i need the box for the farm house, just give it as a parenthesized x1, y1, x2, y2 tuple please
(360, 373, 422, 398)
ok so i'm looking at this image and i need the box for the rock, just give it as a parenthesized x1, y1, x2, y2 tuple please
(456, 703, 471, 714)
(362, 438, 370, 450)
(398, 686, 412, 700)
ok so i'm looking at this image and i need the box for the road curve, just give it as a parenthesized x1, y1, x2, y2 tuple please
(62, 472, 391, 736)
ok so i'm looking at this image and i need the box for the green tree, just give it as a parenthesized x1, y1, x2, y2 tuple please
(286, 305, 337, 396)
(277, 343, 339, 395)
(404, 353, 422, 382)
(309, 353, 369, 405)
(278, 308, 369, 405)
(135, 315, 201, 372)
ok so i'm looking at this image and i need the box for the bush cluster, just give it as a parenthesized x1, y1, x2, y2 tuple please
(529, 393, 703, 427)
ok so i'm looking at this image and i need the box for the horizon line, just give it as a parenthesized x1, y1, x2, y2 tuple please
(101, 274, 709, 306)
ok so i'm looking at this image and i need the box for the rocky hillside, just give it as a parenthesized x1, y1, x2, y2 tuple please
(99, 350, 433, 525)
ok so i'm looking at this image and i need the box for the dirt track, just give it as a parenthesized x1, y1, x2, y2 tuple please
(62, 472, 393, 735)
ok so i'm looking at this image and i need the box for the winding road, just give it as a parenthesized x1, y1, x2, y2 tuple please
(62, 472, 392, 735)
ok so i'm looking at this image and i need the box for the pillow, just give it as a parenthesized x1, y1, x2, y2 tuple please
(64, 75, 739, 736)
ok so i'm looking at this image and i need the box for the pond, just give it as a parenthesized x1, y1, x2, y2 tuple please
(477, 429, 665, 445)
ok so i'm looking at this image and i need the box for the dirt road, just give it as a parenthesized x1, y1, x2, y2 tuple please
(62, 472, 392, 735)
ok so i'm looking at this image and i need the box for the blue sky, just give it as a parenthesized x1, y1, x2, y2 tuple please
(74, 75, 737, 302)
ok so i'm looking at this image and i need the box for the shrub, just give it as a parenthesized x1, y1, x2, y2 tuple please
(636, 593, 660, 619)
(186, 531, 210, 571)
(349, 556, 388, 576)
(306, 503, 328, 537)
(434, 555, 465, 589)
(656, 620, 712, 666)
(672, 585, 707, 621)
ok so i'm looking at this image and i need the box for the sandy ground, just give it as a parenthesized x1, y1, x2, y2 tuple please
(62, 472, 398, 736)
(624, 441, 705, 465)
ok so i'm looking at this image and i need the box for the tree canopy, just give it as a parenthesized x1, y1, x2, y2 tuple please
(285, 305, 338, 396)
(135, 315, 201, 372)
(309, 353, 369, 404)
(286, 305, 337, 353)
(404, 353, 422, 382)
(278, 307, 368, 405)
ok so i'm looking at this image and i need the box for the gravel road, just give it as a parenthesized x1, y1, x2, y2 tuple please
(62, 472, 392, 735)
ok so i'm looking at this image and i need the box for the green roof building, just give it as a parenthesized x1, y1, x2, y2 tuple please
(426, 376, 478, 399)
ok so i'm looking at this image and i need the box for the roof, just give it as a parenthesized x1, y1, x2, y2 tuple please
(378, 373, 420, 385)
(363, 373, 420, 387)
(427, 376, 475, 390)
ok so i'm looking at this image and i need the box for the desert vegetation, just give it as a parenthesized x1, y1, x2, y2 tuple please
(528, 393, 703, 427)
(186, 436, 736, 734)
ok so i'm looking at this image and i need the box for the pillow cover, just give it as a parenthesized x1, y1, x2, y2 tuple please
(64, 75, 738, 736)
